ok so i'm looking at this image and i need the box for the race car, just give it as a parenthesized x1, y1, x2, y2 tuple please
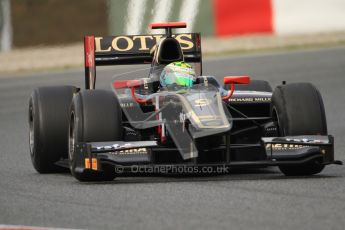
(28, 22, 342, 181)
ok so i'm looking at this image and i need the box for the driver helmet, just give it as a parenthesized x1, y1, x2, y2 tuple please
(160, 61, 196, 88)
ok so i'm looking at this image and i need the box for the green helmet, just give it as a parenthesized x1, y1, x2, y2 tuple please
(160, 62, 196, 88)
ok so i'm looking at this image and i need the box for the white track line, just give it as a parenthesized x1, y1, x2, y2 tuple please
(0, 224, 82, 230)
(125, 0, 148, 35)
(177, 0, 200, 32)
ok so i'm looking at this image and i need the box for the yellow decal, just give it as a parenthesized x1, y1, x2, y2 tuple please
(94, 34, 195, 53)
(91, 158, 98, 170)
(133, 36, 154, 51)
(85, 158, 90, 169)
(153, 35, 163, 44)
(175, 34, 194, 50)
(111, 36, 134, 51)
(94, 37, 111, 52)
(194, 99, 210, 107)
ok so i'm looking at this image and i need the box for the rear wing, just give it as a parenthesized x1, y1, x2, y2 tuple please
(84, 33, 202, 89)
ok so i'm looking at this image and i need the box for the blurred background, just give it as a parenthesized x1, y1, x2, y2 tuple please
(1, 0, 345, 50)
(0, 0, 344, 73)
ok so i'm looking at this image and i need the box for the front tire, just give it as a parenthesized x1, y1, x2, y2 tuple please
(69, 90, 122, 182)
(29, 86, 76, 173)
(271, 83, 327, 176)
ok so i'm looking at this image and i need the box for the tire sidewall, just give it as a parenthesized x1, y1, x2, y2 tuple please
(69, 95, 83, 177)
(29, 91, 44, 171)
(29, 86, 76, 173)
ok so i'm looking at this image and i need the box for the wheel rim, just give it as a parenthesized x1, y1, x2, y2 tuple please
(272, 106, 283, 136)
(29, 102, 35, 156)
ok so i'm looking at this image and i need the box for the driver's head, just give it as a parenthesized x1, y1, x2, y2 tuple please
(160, 62, 196, 88)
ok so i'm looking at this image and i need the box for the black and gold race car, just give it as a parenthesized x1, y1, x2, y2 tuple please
(28, 22, 341, 181)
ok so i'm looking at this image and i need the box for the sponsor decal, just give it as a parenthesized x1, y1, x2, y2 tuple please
(179, 111, 193, 123)
(95, 34, 195, 53)
(229, 97, 271, 103)
(111, 148, 149, 155)
(96, 143, 132, 150)
(179, 112, 186, 123)
(143, 78, 149, 89)
(265, 127, 277, 132)
(265, 143, 310, 150)
(120, 102, 135, 108)
(284, 138, 324, 144)
(194, 98, 210, 107)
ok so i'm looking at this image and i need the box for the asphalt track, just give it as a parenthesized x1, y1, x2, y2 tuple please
(0, 47, 345, 230)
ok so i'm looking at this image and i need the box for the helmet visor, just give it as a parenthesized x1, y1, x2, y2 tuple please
(162, 69, 195, 88)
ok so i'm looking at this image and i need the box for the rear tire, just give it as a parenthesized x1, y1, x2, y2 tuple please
(69, 90, 122, 182)
(29, 86, 76, 173)
(271, 83, 327, 176)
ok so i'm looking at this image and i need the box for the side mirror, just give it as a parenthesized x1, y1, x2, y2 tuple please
(112, 80, 142, 89)
(112, 80, 148, 104)
(222, 76, 250, 100)
(224, 76, 250, 85)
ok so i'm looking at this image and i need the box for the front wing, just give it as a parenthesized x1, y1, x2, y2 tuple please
(72, 135, 341, 173)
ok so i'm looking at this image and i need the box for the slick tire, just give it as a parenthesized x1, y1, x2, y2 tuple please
(29, 86, 76, 173)
(224, 80, 272, 92)
(69, 90, 122, 182)
(271, 83, 327, 176)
